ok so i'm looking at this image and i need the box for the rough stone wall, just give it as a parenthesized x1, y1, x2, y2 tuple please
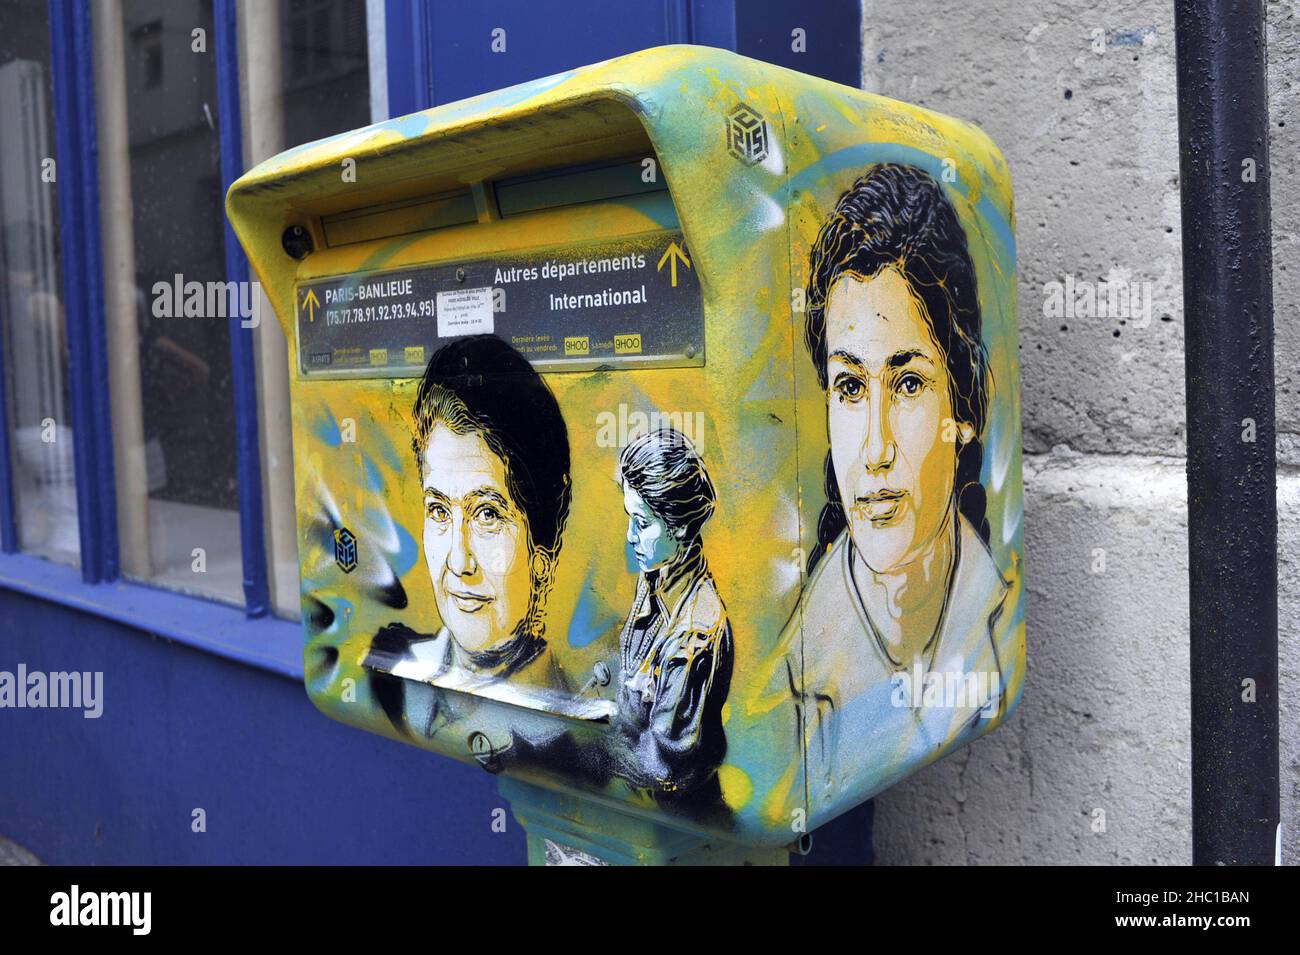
(857, 0, 1297, 865)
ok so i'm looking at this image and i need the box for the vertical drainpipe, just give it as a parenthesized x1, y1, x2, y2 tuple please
(1174, 0, 1279, 865)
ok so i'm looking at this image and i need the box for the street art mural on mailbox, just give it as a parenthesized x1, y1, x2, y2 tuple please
(227, 46, 1025, 847)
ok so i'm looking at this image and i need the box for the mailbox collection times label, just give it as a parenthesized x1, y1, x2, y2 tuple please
(295, 232, 703, 378)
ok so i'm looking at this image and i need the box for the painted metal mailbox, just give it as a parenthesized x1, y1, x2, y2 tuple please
(226, 45, 1024, 864)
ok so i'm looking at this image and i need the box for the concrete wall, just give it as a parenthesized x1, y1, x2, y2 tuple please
(861, 0, 1297, 865)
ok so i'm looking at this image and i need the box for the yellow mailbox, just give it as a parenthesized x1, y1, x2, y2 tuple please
(227, 45, 1024, 864)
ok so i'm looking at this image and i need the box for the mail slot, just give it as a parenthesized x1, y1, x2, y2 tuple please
(226, 45, 1024, 863)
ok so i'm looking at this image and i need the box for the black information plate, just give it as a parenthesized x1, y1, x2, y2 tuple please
(295, 231, 703, 378)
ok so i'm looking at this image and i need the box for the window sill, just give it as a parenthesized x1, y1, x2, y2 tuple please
(0, 552, 303, 680)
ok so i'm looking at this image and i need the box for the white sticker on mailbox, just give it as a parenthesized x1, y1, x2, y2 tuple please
(436, 286, 493, 337)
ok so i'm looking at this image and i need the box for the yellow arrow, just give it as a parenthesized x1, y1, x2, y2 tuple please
(302, 287, 320, 322)
(656, 241, 691, 288)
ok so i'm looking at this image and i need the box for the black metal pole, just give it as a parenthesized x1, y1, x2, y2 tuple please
(1175, 0, 1279, 865)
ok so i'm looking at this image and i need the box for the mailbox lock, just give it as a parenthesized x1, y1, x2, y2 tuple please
(468, 732, 503, 774)
(281, 224, 314, 260)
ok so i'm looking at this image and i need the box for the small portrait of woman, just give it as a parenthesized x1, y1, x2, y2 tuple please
(614, 428, 733, 811)
(366, 334, 575, 736)
(784, 162, 1012, 799)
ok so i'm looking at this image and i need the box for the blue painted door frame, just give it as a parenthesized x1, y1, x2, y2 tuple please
(384, 0, 860, 114)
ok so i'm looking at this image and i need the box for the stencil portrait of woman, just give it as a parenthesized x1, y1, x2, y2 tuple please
(613, 427, 732, 817)
(780, 163, 1015, 807)
(365, 334, 599, 745)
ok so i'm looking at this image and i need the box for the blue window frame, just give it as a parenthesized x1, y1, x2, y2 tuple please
(213, 0, 269, 618)
(47, 0, 117, 583)
(0, 0, 297, 675)
(19, 0, 268, 607)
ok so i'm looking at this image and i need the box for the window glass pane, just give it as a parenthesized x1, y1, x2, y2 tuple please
(0, 0, 80, 566)
(243, 0, 370, 618)
(97, 0, 242, 603)
(281, 0, 370, 148)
